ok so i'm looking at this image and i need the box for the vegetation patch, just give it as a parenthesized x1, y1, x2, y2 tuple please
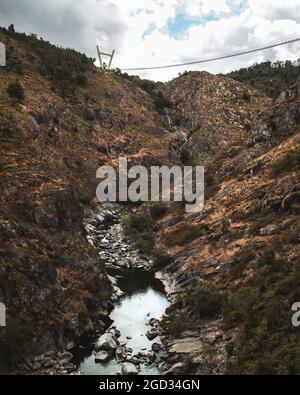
(115, 70, 172, 113)
(225, 60, 300, 99)
(224, 258, 300, 374)
(149, 202, 168, 220)
(271, 148, 300, 176)
(122, 212, 172, 265)
(229, 248, 257, 277)
(122, 212, 154, 254)
(1, 25, 93, 96)
(160, 312, 186, 337)
(164, 222, 204, 246)
(185, 281, 222, 318)
(7, 82, 24, 102)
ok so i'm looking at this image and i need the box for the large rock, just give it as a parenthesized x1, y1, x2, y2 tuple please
(95, 332, 118, 352)
(146, 328, 159, 340)
(164, 362, 184, 375)
(95, 351, 109, 363)
(121, 362, 138, 375)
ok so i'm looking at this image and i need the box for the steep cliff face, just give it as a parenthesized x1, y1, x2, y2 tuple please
(0, 28, 175, 370)
(155, 81, 300, 374)
(159, 71, 271, 170)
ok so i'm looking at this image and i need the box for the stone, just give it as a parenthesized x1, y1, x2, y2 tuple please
(169, 339, 203, 354)
(42, 357, 55, 368)
(95, 351, 109, 363)
(146, 351, 156, 364)
(164, 362, 184, 375)
(58, 351, 73, 362)
(33, 362, 41, 371)
(151, 342, 161, 352)
(259, 225, 277, 236)
(146, 328, 159, 340)
(121, 362, 138, 375)
(95, 332, 118, 352)
(109, 327, 121, 338)
(45, 350, 56, 359)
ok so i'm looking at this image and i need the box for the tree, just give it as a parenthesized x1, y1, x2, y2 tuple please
(8, 24, 15, 33)
(7, 82, 25, 102)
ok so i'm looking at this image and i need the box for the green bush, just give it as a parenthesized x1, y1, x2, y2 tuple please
(153, 247, 172, 267)
(153, 92, 172, 113)
(160, 312, 185, 337)
(271, 148, 300, 176)
(133, 231, 155, 253)
(229, 248, 256, 277)
(122, 212, 152, 234)
(1, 26, 93, 96)
(185, 281, 222, 318)
(225, 258, 300, 374)
(149, 203, 168, 220)
(0, 318, 37, 371)
(7, 82, 25, 102)
(241, 92, 251, 102)
(164, 222, 204, 246)
(122, 212, 154, 254)
(74, 184, 93, 206)
(180, 148, 193, 165)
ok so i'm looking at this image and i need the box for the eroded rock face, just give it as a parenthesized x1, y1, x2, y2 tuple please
(0, 26, 176, 372)
(248, 84, 300, 146)
(159, 71, 271, 167)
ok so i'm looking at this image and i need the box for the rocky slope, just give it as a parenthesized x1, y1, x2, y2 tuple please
(154, 79, 300, 375)
(159, 71, 271, 169)
(0, 27, 175, 372)
(1, 26, 299, 376)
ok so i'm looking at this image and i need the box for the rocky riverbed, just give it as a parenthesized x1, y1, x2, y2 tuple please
(14, 203, 230, 376)
(77, 203, 172, 375)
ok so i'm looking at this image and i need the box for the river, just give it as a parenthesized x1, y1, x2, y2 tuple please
(76, 205, 170, 375)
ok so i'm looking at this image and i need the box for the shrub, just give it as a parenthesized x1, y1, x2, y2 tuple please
(223, 286, 260, 325)
(180, 148, 193, 165)
(133, 231, 155, 253)
(74, 184, 93, 206)
(7, 82, 24, 102)
(7, 46, 24, 74)
(241, 92, 251, 102)
(75, 73, 88, 87)
(164, 222, 204, 246)
(149, 203, 168, 220)
(185, 281, 222, 318)
(153, 247, 172, 267)
(0, 318, 37, 371)
(229, 248, 256, 277)
(160, 312, 185, 337)
(271, 148, 300, 176)
(225, 258, 300, 374)
(122, 212, 154, 254)
(122, 212, 152, 234)
(153, 92, 172, 113)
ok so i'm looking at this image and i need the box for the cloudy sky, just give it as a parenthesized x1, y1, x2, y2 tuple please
(0, 0, 299, 81)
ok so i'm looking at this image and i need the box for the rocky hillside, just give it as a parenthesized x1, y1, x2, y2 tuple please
(225, 60, 300, 99)
(0, 27, 175, 371)
(153, 80, 300, 374)
(1, 26, 299, 376)
(159, 71, 271, 170)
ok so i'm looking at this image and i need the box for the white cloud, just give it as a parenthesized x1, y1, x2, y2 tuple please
(0, 0, 299, 81)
